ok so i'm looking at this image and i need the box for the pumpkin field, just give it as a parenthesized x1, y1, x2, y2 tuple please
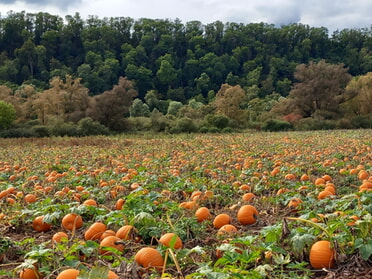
(0, 130, 371, 279)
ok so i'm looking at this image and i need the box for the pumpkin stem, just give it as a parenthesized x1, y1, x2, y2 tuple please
(167, 248, 184, 278)
(166, 213, 176, 231)
(284, 217, 333, 240)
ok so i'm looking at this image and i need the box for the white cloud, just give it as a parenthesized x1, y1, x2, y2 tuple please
(0, 0, 371, 33)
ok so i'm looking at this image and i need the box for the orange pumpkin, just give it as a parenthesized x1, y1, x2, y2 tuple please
(99, 235, 124, 255)
(309, 240, 335, 269)
(24, 194, 37, 204)
(276, 188, 290, 195)
(115, 198, 125, 210)
(213, 214, 231, 229)
(314, 178, 326, 186)
(242, 192, 256, 202)
(84, 222, 107, 240)
(19, 267, 42, 279)
(287, 197, 303, 212)
(100, 230, 116, 240)
(52, 231, 69, 244)
(317, 190, 333, 200)
(56, 268, 79, 279)
(32, 216, 52, 232)
(237, 205, 258, 225)
(115, 225, 135, 240)
(284, 173, 296, 180)
(300, 174, 309, 181)
(324, 186, 336, 195)
(61, 213, 83, 231)
(82, 199, 97, 207)
(107, 271, 119, 279)
(158, 233, 183, 249)
(195, 207, 210, 222)
(134, 247, 164, 270)
(217, 224, 238, 235)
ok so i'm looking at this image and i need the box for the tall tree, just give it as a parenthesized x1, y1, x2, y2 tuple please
(87, 77, 138, 131)
(214, 84, 246, 124)
(342, 72, 372, 115)
(285, 60, 351, 118)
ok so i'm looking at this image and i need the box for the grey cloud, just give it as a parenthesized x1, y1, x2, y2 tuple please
(1, 0, 81, 10)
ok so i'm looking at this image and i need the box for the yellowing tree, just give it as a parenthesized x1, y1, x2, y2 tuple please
(343, 72, 372, 115)
(31, 76, 90, 124)
(214, 84, 246, 124)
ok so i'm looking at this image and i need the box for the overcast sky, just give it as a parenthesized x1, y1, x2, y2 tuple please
(1, 0, 372, 33)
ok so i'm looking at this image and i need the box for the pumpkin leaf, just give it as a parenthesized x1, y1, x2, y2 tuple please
(291, 234, 316, 257)
(355, 238, 372, 260)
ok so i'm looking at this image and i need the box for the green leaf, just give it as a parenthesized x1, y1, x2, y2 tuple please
(358, 239, 372, 260)
(291, 234, 316, 257)
(78, 266, 109, 279)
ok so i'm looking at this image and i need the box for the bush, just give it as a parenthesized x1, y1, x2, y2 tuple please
(262, 119, 293, 131)
(221, 127, 234, 133)
(294, 118, 337, 131)
(76, 117, 110, 136)
(32, 125, 50, 137)
(49, 121, 78, 137)
(208, 127, 220, 133)
(150, 109, 172, 132)
(350, 114, 372, 129)
(213, 115, 230, 129)
(126, 117, 152, 132)
(169, 117, 197, 134)
(199, 126, 209, 133)
(335, 118, 354, 129)
(0, 127, 35, 138)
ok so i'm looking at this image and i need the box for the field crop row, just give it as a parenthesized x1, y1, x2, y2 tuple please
(0, 130, 371, 278)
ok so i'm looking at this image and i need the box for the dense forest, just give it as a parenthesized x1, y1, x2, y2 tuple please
(0, 11, 371, 136)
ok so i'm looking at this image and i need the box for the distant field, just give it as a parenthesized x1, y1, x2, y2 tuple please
(0, 130, 371, 278)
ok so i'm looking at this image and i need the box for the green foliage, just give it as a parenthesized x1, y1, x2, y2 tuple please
(294, 118, 337, 131)
(47, 119, 78, 137)
(0, 12, 372, 135)
(169, 117, 198, 133)
(167, 100, 183, 116)
(76, 117, 110, 136)
(261, 119, 293, 131)
(0, 100, 16, 129)
(350, 114, 372, 128)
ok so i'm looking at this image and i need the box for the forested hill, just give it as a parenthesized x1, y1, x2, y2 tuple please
(0, 11, 371, 99)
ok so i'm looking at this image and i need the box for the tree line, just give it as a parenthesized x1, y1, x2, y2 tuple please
(0, 11, 371, 136)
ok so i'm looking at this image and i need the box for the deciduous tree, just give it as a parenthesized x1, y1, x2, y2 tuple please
(214, 84, 246, 124)
(342, 72, 372, 115)
(0, 100, 16, 129)
(286, 60, 351, 118)
(87, 77, 138, 131)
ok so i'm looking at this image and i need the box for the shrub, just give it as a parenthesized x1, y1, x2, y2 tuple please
(221, 127, 234, 133)
(262, 119, 293, 131)
(212, 114, 230, 129)
(150, 109, 172, 132)
(168, 117, 197, 134)
(0, 127, 35, 138)
(208, 127, 220, 133)
(32, 125, 50, 137)
(126, 117, 152, 132)
(49, 121, 78, 137)
(76, 117, 110, 136)
(294, 118, 336, 131)
(199, 126, 209, 133)
(350, 114, 372, 128)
